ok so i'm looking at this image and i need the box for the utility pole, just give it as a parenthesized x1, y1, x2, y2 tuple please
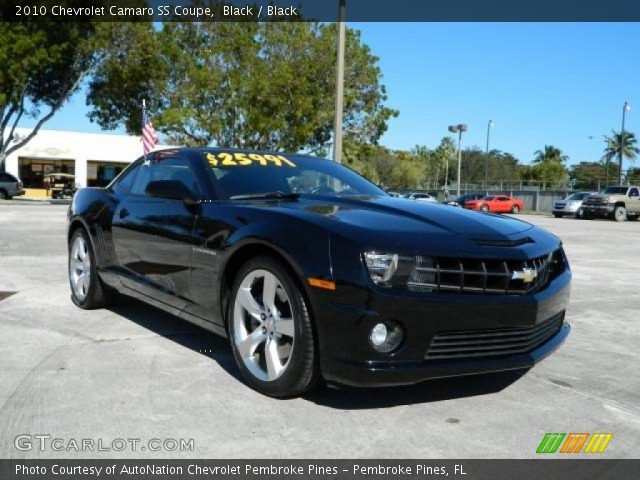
(618, 101, 630, 185)
(332, 0, 346, 163)
(484, 120, 493, 194)
(448, 124, 467, 198)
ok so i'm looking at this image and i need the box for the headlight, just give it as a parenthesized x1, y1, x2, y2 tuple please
(364, 251, 398, 285)
(363, 251, 425, 288)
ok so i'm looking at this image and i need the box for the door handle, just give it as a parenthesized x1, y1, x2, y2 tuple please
(119, 208, 129, 219)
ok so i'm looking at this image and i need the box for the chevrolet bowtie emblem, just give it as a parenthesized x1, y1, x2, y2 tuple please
(512, 267, 538, 283)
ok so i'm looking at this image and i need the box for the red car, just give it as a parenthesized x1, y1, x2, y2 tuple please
(464, 195, 524, 214)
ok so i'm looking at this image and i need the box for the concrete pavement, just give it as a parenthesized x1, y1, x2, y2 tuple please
(0, 204, 638, 458)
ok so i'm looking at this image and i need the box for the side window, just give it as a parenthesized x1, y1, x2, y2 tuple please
(629, 188, 639, 197)
(112, 163, 141, 195)
(132, 157, 200, 197)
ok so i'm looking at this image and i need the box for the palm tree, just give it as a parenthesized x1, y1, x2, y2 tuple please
(603, 130, 639, 184)
(601, 135, 617, 185)
(533, 145, 568, 164)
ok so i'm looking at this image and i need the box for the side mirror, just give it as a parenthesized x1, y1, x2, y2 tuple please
(145, 180, 198, 205)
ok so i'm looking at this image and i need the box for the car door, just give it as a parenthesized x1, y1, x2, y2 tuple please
(496, 196, 510, 213)
(111, 154, 202, 310)
(628, 187, 640, 214)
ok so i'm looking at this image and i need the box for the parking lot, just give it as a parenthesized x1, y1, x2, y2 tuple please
(0, 203, 639, 459)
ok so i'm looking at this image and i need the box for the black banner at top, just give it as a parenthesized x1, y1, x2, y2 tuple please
(3, 0, 640, 22)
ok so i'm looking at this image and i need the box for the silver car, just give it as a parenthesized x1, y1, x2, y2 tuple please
(402, 192, 438, 203)
(0, 172, 24, 200)
(552, 192, 595, 218)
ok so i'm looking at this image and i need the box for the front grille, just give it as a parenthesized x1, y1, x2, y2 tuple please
(407, 249, 565, 295)
(425, 312, 565, 360)
(584, 196, 607, 206)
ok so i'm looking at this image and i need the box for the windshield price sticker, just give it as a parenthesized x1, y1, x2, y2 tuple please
(207, 152, 296, 168)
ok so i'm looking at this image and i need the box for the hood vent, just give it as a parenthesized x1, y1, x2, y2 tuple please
(473, 237, 533, 247)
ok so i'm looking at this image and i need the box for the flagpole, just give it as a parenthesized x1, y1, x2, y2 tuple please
(142, 99, 149, 164)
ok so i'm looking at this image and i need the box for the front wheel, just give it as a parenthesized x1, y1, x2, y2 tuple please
(575, 208, 584, 219)
(614, 206, 627, 222)
(553, 213, 562, 218)
(228, 256, 319, 397)
(480, 204, 489, 212)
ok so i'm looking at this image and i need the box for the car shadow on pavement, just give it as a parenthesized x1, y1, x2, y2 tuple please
(305, 370, 528, 409)
(107, 295, 244, 383)
(109, 295, 528, 408)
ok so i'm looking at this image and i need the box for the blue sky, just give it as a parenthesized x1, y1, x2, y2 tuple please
(22, 22, 639, 166)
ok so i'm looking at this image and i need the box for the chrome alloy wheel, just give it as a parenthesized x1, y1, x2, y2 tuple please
(69, 235, 91, 302)
(232, 269, 295, 382)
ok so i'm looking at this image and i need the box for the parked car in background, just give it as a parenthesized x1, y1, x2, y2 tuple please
(464, 195, 524, 214)
(0, 172, 25, 199)
(402, 192, 438, 202)
(552, 192, 595, 218)
(582, 186, 640, 221)
(446, 193, 485, 207)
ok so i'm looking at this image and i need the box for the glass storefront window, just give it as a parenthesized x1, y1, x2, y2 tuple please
(87, 161, 129, 187)
(18, 158, 75, 188)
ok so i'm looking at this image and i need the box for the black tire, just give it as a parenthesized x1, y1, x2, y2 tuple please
(575, 208, 584, 219)
(228, 256, 319, 397)
(480, 204, 489, 212)
(511, 205, 520, 214)
(68, 228, 117, 309)
(0, 189, 7, 200)
(553, 213, 562, 218)
(583, 211, 593, 220)
(614, 205, 627, 222)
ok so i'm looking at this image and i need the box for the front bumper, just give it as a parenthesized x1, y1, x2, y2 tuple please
(313, 270, 571, 388)
(583, 204, 614, 217)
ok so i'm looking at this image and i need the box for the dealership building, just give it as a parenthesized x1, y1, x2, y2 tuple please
(3, 128, 169, 196)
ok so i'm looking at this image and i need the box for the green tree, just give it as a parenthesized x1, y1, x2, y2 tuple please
(0, 21, 100, 169)
(88, 22, 398, 152)
(431, 137, 456, 188)
(603, 130, 640, 181)
(569, 161, 619, 190)
(533, 145, 569, 164)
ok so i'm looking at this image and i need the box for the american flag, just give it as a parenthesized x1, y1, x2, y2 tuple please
(141, 102, 158, 155)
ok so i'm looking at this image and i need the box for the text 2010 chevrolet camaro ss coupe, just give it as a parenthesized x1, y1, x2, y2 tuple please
(67, 148, 571, 397)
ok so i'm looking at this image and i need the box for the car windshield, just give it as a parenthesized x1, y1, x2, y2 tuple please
(602, 187, 628, 194)
(566, 193, 589, 200)
(483, 195, 495, 201)
(204, 151, 387, 200)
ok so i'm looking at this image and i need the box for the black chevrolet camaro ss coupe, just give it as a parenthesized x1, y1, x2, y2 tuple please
(67, 148, 571, 397)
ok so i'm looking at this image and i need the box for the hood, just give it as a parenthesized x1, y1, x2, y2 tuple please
(272, 195, 533, 240)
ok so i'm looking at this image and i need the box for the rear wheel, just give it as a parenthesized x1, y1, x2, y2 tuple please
(511, 205, 520, 214)
(614, 206, 627, 222)
(0, 189, 7, 200)
(228, 256, 318, 397)
(575, 207, 584, 219)
(68, 228, 116, 309)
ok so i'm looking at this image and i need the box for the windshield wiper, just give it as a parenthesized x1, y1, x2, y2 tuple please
(229, 191, 300, 200)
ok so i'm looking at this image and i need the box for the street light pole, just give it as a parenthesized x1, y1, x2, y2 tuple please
(448, 124, 467, 198)
(332, 0, 346, 164)
(618, 101, 630, 185)
(484, 120, 493, 194)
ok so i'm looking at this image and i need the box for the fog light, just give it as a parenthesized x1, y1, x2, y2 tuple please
(370, 323, 388, 346)
(369, 321, 404, 353)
